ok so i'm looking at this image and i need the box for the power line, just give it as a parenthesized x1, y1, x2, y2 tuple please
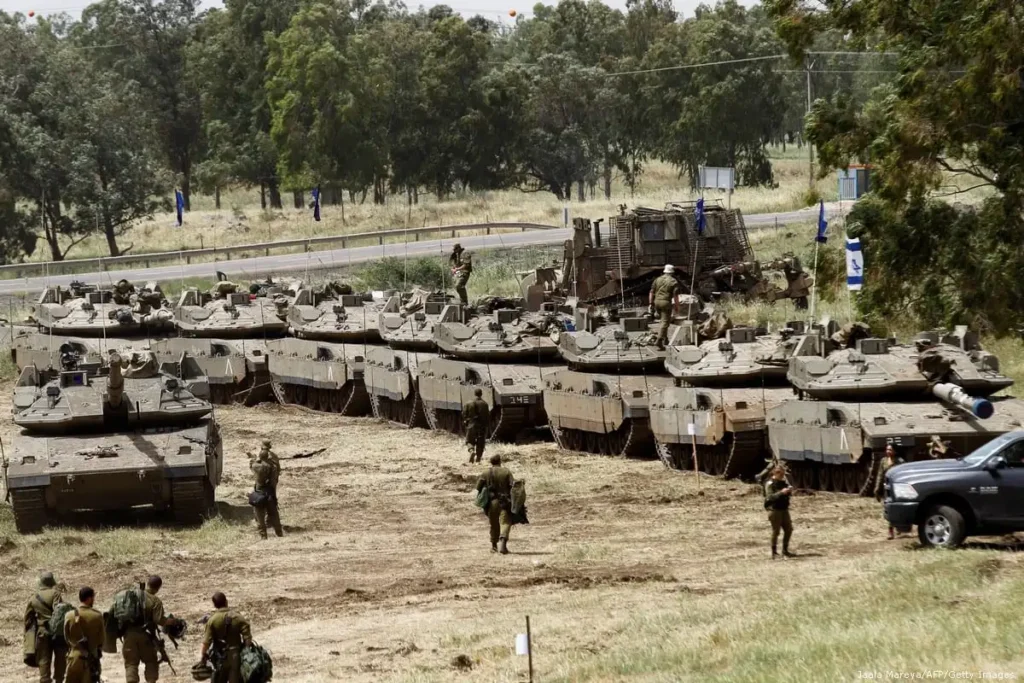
(603, 54, 786, 76)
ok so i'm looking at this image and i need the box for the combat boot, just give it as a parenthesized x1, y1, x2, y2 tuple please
(491, 542, 498, 553)
(771, 544, 778, 559)
(498, 538, 508, 555)
(782, 542, 795, 558)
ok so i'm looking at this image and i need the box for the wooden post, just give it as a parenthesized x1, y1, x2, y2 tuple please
(526, 616, 534, 683)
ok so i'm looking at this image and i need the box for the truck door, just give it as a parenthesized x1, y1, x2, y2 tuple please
(986, 439, 1024, 526)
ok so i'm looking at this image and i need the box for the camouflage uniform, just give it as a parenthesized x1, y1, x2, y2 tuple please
(63, 605, 104, 683)
(113, 280, 135, 306)
(463, 397, 490, 463)
(250, 452, 283, 539)
(450, 247, 472, 306)
(763, 478, 793, 557)
(649, 273, 679, 349)
(476, 465, 514, 553)
(25, 580, 66, 683)
(202, 608, 252, 683)
(106, 352, 131, 408)
(122, 589, 164, 683)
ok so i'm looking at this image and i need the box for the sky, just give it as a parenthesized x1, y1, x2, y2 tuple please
(1, 0, 759, 21)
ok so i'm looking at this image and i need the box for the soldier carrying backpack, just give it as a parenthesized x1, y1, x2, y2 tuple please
(23, 571, 67, 683)
(195, 592, 264, 683)
(116, 576, 187, 683)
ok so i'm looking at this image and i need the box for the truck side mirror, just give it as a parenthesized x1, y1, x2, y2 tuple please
(985, 456, 1007, 472)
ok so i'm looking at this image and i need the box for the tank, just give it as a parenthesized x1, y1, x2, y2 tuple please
(6, 352, 222, 532)
(11, 332, 108, 371)
(364, 347, 437, 428)
(149, 338, 272, 406)
(417, 358, 562, 442)
(543, 369, 674, 457)
(665, 323, 805, 386)
(378, 291, 453, 350)
(264, 338, 370, 416)
(33, 282, 173, 337)
(558, 309, 691, 373)
(287, 285, 389, 343)
(174, 285, 287, 338)
(432, 304, 568, 362)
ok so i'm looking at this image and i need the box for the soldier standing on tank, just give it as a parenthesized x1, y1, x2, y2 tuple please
(648, 264, 680, 350)
(463, 388, 490, 463)
(764, 466, 795, 559)
(196, 592, 252, 683)
(476, 454, 514, 554)
(113, 279, 135, 306)
(122, 576, 177, 683)
(449, 244, 473, 306)
(106, 350, 131, 409)
(63, 587, 104, 683)
(250, 447, 283, 539)
(875, 444, 904, 540)
(25, 571, 66, 683)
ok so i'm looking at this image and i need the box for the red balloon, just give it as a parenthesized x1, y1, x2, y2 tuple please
(28, 10, 36, 17)
(508, 9, 517, 17)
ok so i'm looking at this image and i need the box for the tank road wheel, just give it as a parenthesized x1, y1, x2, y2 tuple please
(11, 488, 48, 534)
(293, 384, 308, 407)
(842, 467, 860, 495)
(170, 478, 213, 526)
(918, 504, 967, 549)
(819, 467, 833, 492)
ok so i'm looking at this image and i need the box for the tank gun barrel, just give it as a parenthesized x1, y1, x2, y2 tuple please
(932, 382, 994, 419)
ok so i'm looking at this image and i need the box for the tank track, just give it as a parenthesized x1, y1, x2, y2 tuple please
(722, 431, 768, 480)
(170, 478, 215, 525)
(11, 488, 48, 534)
(783, 460, 871, 495)
(270, 379, 371, 416)
(548, 419, 654, 458)
(369, 391, 428, 429)
(424, 406, 463, 435)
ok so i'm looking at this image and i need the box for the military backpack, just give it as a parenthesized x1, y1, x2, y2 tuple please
(240, 641, 273, 683)
(47, 602, 77, 645)
(109, 584, 146, 632)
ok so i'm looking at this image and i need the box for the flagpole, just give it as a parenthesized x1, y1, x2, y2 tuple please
(809, 240, 821, 323)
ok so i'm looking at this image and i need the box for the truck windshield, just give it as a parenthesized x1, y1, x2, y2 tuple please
(961, 432, 1021, 466)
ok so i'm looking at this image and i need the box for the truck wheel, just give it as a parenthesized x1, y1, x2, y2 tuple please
(918, 505, 966, 548)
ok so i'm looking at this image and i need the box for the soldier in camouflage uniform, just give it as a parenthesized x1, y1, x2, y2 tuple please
(122, 576, 177, 683)
(196, 593, 252, 683)
(24, 571, 66, 683)
(106, 351, 131, 409)
(249, 445, 283, 539)
(764, 466, 794, 559)
(449, 244, 472, 306)
(113, 280, 135, 306)
(62, 587, 103, 683)
(475, 454, 514, 554)
(648, 264, 680, 350)
(463, 388, 490, 463)
(875, 444, 903, 539)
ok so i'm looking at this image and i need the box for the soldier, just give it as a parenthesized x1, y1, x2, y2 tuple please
(113, 279, 135, 305)
(648, 264, 680, 350)
(928, 434, 958, 459)
(875, 444, 904, 539)
(196, 592, 252, 683)
(106, 350, 131, 409)
(449, 243, 473, 306)
(122, 576, 177, 683)
(63, 587, 104, 683)
(763, 466, 795, 559)
(258, 439, 282, 479)
(475, 454, 514, 554)
(249, 446, 283, 539)
(25, 571, 66, 683)
(463, 388, 490, 463)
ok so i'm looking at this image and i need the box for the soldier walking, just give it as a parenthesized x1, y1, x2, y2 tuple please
(764, 466, 795, 559)
(449, 243, 473, 306)
(196, 592, 252, 683)
(122, 576, 178, 683)
(475, 454, 514, 554)
(63, 587, 104, 683)
(648, 264, 680, 350)
(249, 444, 283, 539)
(875, 444, 903, 539)
(25, 571, 66, 683)
(463, 388, 490, 463)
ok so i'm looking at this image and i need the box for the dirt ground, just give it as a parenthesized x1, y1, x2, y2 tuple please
(0, 395, 922, 682)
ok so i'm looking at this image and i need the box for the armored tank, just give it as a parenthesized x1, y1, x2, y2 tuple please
(417, 358, 561, 442)
(378, 291, 453, 350)
(557, 308, 691, 373)
(11, 332, 108, 371)
(6, 352, 222, 532)
(433, 304, 568, 362)
(34, 282, 173, 337)
(174, 284, 287, 338)
(543, 370, 674, 457)
(665, 324, 805, 386)
(364, 347, 437, 428)
(149, 338, 272, 405)
(265, 338, 370, 415)
(288, 284, 388, 343)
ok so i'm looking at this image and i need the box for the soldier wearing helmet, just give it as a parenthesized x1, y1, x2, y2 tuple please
(648, 264, 680, 350)
(449, 244, 472, 306)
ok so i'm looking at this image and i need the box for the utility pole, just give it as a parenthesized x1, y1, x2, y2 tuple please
(806, 56, 815, 188)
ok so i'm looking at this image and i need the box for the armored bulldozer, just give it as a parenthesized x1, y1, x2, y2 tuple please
(543, 369, 674, 457)
(364, 347, 437, 428)
(417, 357, 561, 442)
(288, 284, 388, 343)
(6, 352, 222, 532)
(665, 324, 805, 386)
(34, 282, 173, 337)
(557, 309, 690, 373)
(378, 290, 453, 350)
(432, 304, 569, 362)
(149, 338, 272, 406)
(174, 284, 287, 338)
(265, 338, 370, 416)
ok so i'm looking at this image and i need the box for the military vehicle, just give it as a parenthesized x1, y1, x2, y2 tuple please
(543, 370, 674, 457)
(6, 352, 222, 532)
(34, 282, 173, 336)
(378, 291, 453, 350)
(433, 304, 568, 362)
(149, 338, 272, 405)
(288, 284, 389, 343)
(417, 357, 561, 441)
(557, 307, 693, 373)
(265, 338, 370, 415)
(174, 284, 287, 338)
(11, 332, 108, 371)
(364, 347, 437, 428)
(664, 324, 805, 386)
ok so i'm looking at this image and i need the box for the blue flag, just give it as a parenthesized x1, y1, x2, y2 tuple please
(815, 200, 828, 243)
(695, 198, 706, 236)
(312, 186, 321, 222)
(175, 189, 184, 227)
(846, 237, 864, 291)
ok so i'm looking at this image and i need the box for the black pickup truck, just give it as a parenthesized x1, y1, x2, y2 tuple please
(884, 430, 1024, 548)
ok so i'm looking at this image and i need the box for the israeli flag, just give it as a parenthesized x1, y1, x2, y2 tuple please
(846, 237, 864, 291)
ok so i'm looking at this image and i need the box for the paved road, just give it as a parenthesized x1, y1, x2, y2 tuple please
(0, 202, 844, 297)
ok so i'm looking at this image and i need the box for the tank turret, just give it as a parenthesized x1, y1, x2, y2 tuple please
(432, 304, 569, 362)
(174, 283, 287, 338)
(287, 284, 388, 343)
(34, 282, 173, 337)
